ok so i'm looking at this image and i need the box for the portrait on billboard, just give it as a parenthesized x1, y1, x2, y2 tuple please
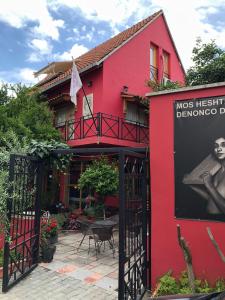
(174, 96, 225, 222)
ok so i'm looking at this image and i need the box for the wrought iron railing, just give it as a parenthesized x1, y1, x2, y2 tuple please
(56, 112, 149, 144)
(150, 65, 158, 82)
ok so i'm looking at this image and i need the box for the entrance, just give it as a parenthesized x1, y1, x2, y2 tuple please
(119, 150, 149, 299)
(2, 154, 42, 292)
(3, 148, 149, 300)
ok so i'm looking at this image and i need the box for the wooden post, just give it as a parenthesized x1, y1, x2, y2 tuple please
(177, 224, 196, 293)
(207, 227, 225, 263)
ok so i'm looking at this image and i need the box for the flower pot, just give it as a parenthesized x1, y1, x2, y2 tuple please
(48, 234, 58, 244)
(41, 245, 56, 263)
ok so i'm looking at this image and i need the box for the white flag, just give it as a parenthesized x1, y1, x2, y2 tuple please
(70, 61, 82, 105)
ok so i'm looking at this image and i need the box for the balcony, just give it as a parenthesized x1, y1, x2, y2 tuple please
(56, 112, 149, 146)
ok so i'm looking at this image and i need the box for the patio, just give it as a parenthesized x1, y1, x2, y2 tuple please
(0, 230, 119, 299)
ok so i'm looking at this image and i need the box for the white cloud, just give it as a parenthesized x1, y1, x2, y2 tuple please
(50, 0, 152, 32)
(30, 39, 52, 55)
(150, 0, 225, 69)
(53, 43, 88, 61)
(28, 38, 53, 62)
(50, 0, 225, 69)
(0, 68, 38, 85)
(0, 0, 64, 40)
(19, 68, 38, 83)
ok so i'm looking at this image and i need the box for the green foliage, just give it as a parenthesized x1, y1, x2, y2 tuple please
(50, 213, 69, 229)
(83, 203, 105, 218)
(0, 249, 21, 267)
(78, 158, 119, 197)
(0, 130, 29, 233)
(157, 272, 180, 295)
(147, 79, 183, 92)
(0, 83, 60, 143)
(186, 38, 225, 86)
(215, 278, 225, 292)
(28, 139, 71, 171)
(156, 271, 225, 296)
(0, 83, 12, 105)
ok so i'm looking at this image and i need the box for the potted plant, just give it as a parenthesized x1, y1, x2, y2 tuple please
(78, 158, 119, 219)
(41, 218, 59, 244)
(40, 236, 56, 263)
(40, 218, 58, 263)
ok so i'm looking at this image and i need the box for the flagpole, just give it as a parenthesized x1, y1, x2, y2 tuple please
(71, 57, 99, 135)
(81, 86, 99, 135)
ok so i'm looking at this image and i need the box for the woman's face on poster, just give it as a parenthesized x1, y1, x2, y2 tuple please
(214, 137, 225, 160)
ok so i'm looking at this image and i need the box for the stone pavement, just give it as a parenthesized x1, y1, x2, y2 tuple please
(0, 231, 118, 300)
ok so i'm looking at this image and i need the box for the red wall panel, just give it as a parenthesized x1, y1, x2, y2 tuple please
(150, 85, 225, 287)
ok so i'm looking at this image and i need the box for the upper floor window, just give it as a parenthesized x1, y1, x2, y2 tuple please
(55, 106, 74, 127)
(150, 44, 158, 82)
(126, 102, 148, 125)
(163, 51, 170, 79)
(83, 93, 93, 118)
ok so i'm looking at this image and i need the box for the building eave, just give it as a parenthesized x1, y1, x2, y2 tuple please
(146, 81, 225, 98)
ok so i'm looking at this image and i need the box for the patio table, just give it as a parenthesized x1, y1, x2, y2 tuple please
(92, 219, 117, 228)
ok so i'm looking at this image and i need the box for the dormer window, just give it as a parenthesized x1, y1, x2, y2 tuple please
(150, 44, 158, 82)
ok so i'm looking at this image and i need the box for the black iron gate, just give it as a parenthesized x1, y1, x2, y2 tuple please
(2, 154, 42, 292)
(119, 150, 149, 300)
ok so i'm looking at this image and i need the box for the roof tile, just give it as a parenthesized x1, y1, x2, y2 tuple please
(39, 10, 162, 91)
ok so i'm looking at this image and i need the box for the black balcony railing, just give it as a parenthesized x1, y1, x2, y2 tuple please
(56, 112, 149, 145)
(150, 65, 158, 82)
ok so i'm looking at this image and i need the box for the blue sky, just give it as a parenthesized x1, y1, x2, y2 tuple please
(0, 0, 225, 85)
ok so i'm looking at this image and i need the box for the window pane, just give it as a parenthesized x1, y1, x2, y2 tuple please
(126, 102, 148, 125)
(150, 45, 158, 81)
(163, 51, 169, 77)
(83, 94, 93, 117)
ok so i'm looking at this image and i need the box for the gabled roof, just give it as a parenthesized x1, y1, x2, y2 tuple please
(38, 10, 184, 91)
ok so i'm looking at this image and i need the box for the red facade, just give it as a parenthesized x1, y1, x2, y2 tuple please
(149, 83, 225, 287)
(38, 11, 185, 149)
(36, 10, 185, 207)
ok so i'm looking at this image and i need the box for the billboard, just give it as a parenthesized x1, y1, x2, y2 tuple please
(174, 96, 225, 222)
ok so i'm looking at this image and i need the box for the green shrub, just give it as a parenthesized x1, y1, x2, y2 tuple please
(157, 272, 180, 295)
(156, 271, 225, 296)
(215, 279, 225, 292)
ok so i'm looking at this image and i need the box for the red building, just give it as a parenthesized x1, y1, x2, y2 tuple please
(36, 10, 185, 207)
(148, 82, 225, 287)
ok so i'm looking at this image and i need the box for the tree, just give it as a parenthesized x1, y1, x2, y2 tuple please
(186, 38, 225, 86)
(78, 158, 119, 218)
(0, 83, 60, 143)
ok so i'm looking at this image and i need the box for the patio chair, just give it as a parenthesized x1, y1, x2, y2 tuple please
(91, 225, 115, 258)
(76, 219, 94, 252)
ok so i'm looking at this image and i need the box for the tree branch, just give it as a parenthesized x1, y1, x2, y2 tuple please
(177, 224, 195, 293)
(207, 227, 225, 263)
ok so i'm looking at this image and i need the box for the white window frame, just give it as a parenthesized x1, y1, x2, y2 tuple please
(83, 93, 93, 118)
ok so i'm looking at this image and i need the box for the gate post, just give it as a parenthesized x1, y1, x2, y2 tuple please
(118, 150, 125, 300)
(33, 160, 43, 264)
(2, 154, 15, 292)
(141, 158, 148, 289)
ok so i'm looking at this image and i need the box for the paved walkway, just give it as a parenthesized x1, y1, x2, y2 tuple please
(0, 231, 118, 299)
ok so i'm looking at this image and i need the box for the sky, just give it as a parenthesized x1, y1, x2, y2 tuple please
(0, 0, 225, 85)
